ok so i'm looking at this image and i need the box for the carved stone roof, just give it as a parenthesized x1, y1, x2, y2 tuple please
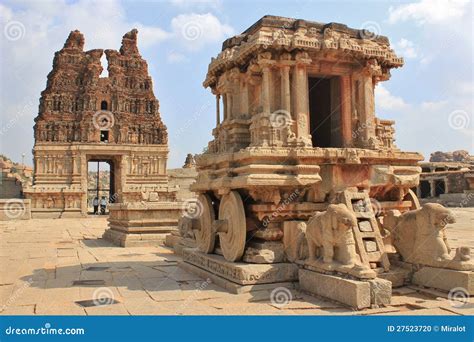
(204, 15, 403, 88)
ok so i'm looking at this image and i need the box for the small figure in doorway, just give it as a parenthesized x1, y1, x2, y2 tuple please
(92, 197, 99, 215)
(100, 196, 107, 215)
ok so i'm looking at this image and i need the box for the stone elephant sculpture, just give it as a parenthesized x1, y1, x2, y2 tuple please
(384, 203, 472, 271)
(306, 204, 358, 267)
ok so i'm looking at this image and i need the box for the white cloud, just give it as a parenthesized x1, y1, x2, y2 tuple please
(167, 50, 188, 63)
(171, 13, 234, 51)
(454, 81, 474, 96)
(388, 0, 470, 25)
(394, 38, 418, 58)
(170, 0, 222, 10)
(133, 24, 170, 49)
(375, 85, 409, 111)
(420, 100, 448, 111)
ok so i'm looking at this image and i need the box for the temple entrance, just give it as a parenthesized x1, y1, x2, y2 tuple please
(308, 76, 342, 148)
(420, 180, 431, 198)
(87, 160, 115, 215)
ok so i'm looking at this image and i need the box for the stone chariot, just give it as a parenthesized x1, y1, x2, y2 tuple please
(176, 16, 473, 308)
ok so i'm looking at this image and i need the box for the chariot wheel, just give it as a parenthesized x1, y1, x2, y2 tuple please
(194, 193, 216, 254)
(404, 189, 420, 210)
(218, 191, 246, 262)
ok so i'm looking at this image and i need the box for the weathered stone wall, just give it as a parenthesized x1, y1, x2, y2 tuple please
(447, 172, 468, 194)
(0, 174, 23, 199)
(167, 168, 197, 201)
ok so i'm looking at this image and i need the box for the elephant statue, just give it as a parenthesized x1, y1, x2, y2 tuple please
(306, 204, 375, 279)
(384, 203, 472, 271)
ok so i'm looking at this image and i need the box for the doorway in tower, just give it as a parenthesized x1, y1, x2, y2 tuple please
(87, 160, 115, 215)
(308, 76, 343, 148)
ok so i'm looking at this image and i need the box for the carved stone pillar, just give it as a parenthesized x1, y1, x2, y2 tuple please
(429, 180, 436, 198)
(216, 94, 220, 126)
(223, 94, 228, 121)
(261, 65, 271, 114)
(120, 156, 128, 197)
(294, 54, 311, 138)
(280, 65, 291, 113)
(361, 74, 376, 143)
(340, 75, 352, 146)
(226, 93, 233, 120)
(444, 178, 449, 194)
(80, 154, 88, 215)
(240, 81, 249, 116)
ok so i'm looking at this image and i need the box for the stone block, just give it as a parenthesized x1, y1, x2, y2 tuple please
(243, 241, 285, 264)
(412, 266, 474, 295)
(368, 278, 391, 306)
(103, 201, 182, 247)
(298, 269, 371, 309)
(164, 234, 181, 248)
(282, 220, 307, 262)
(182, 248, 298, 285)
(378, 266, 412, 288)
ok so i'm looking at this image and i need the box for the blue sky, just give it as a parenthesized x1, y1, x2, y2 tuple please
(0, 0, 472, 168)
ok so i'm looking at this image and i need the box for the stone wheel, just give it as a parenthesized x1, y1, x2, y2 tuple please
(404, 188, 421, 210)
(194, 193, 216, 254)
(218, 191, 246, 262)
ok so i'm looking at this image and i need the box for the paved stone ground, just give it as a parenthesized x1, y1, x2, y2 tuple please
(0, 209, 473, 316)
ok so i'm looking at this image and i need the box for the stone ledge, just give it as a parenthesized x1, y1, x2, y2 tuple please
(102, 228, 169, 247)
(164, 234, 181, 248)
(182, 248, 299, 285)
(412, 266, 474, 295)
(179, 261, 296, 294)
(298, 269, 392, 309)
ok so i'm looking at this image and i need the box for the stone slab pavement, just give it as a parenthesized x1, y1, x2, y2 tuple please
(0, 209, 472, 316)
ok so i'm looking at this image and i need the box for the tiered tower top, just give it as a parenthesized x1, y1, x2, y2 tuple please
(34, 29, 167, 146)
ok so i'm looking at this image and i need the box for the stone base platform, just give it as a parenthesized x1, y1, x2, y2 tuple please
(412, 266, 474, 295)
(30, 208, 83, 219)
(299, 269, 391, 309)
(181, 248, 299, 288)
(103, 229, 173, 247)
(172, 237, 197, 256)
(103, 201, 182, 247)
(164, 231, 182, 248)
(180, 261, 297, 294)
